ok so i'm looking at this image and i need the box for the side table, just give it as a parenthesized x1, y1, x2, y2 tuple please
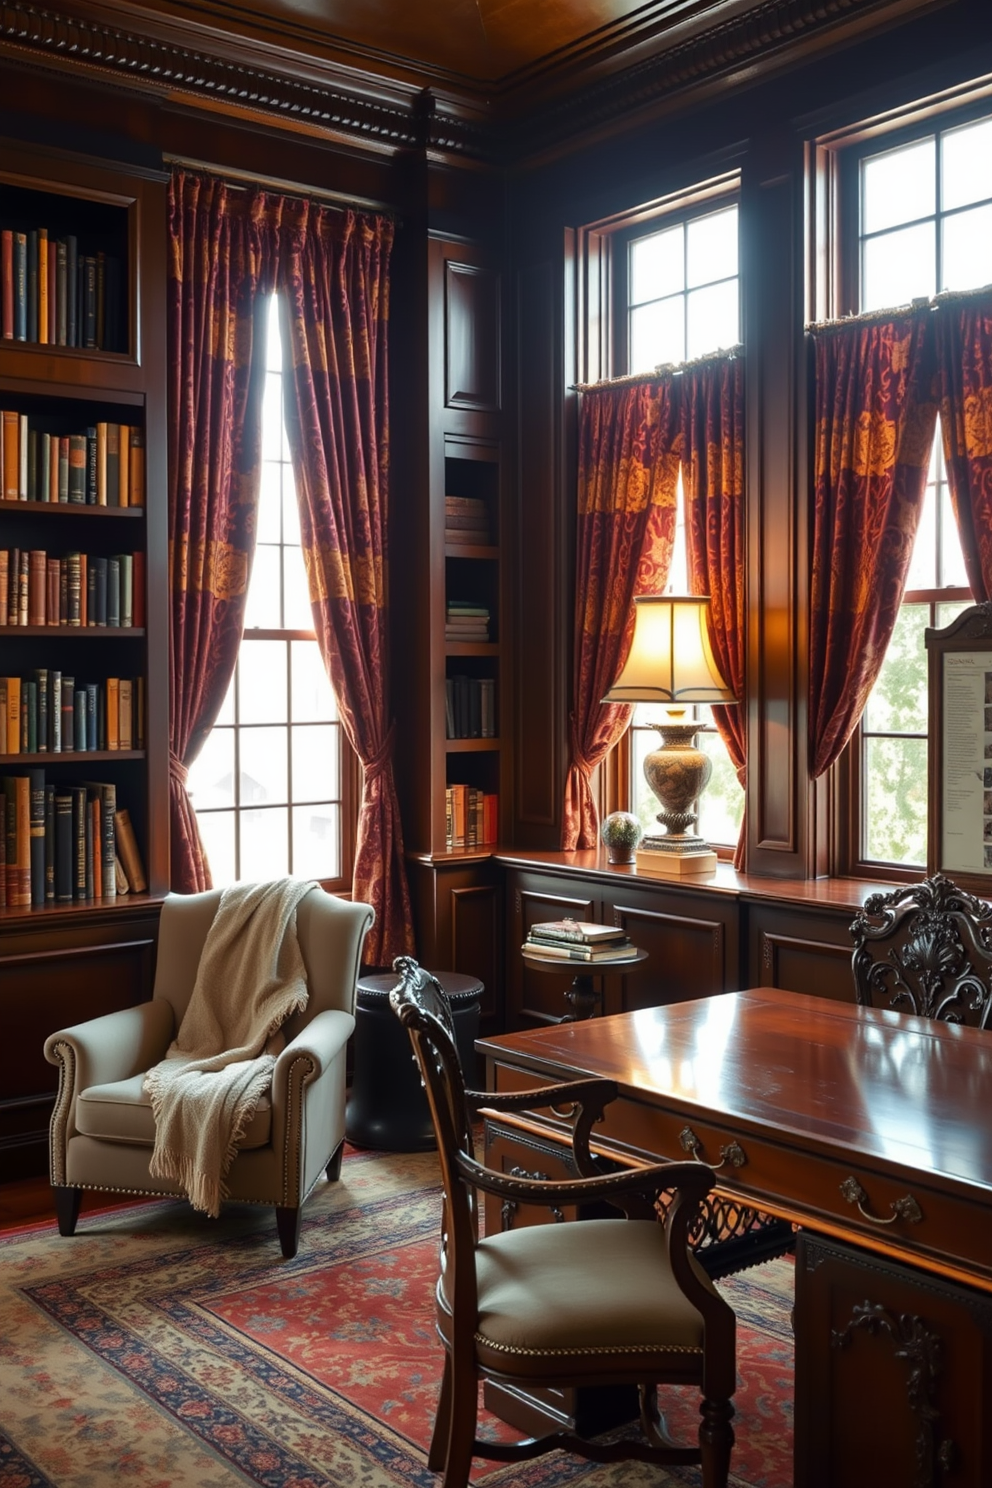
(520, 946, 648, 1021)
(345, 970, 483, 1151)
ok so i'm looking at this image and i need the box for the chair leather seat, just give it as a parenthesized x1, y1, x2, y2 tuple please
(75, 1074, 272, 1149)
(438, 1217, 713, 1380)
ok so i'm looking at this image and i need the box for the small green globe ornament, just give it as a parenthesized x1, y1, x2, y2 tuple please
(600, 811, 643, 865)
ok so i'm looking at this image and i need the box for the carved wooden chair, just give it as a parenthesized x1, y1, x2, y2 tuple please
(851, 874, 992, 1025)
(388, 956, 737, 1488)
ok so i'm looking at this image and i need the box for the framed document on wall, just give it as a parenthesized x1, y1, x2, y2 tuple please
(925, 602, 992, 892)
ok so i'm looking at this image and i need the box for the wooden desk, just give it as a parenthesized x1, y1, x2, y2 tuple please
(478, 989, 992, 1485)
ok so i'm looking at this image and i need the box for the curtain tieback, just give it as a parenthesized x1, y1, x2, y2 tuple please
(169, 751, 189, 788)
(567, 717, 594, 777)
(363, 723, 396, 784)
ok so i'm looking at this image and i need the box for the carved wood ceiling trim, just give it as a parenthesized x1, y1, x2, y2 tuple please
(0, 0, 941, 165)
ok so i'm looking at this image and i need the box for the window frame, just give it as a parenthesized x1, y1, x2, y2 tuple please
(811, 91, 991, 880)
(586, 178, 744, 856)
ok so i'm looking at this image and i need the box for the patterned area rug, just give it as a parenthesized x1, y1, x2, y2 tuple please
(0, 1147, 793, 1487)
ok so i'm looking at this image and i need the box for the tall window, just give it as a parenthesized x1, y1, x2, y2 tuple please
(621, 198, 745, 849)
(847, 111, 990, 870)
(186, 298, 350, 887)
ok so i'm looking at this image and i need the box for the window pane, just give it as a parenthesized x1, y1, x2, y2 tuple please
(238, 640, 288, 724)
(862, 221, 935, 311)
(630, 223, 684, 303)
(282, 474, 301, 546)
(863, 735, 927, 866)
(686, 206, 738, 288)
(939, 487, 970, 589)
(686, 280, 739, 360)
(262, 369, 284, 457)
(863, 603, 928, 734)
(240, 724, 288, 806)
(936, 599, 971, 629)
(697, 730, 745, 846)
(941, 203, 992, 292)
(630, 297, 684, 372)
(264, 295, 281, 372)
(283, 547, 314, 630)
(187, 726, 236, 811)
(942, 116, 992, 212)
(291, 641, 337, 722)
(257, 461, 282, 544)
(293, 804, 341, 879)
(214, 669, 236, 727)
(862, 139, 935, 233)
(197, 810, 236, 887)
(241, 806, 289, 880)
(292, 723, 339, 802)
(245, 544, 281, 629)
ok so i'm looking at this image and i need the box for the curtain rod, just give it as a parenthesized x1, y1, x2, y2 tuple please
(163, 154, 396, 217)
(571, 343, 743, 393)
(807, 282, 992, 335)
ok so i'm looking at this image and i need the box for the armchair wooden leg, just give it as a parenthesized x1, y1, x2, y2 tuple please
(441, 1358, 478, 1488)
(699, 1397, 735, 1488)
(325, 1141, 345, 1181)
(54, 1185, 83, 1236)
(275, 1205, 302, 1259)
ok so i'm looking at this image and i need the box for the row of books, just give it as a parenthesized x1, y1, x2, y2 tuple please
(1, 549, 144, 629)
(445, 785, 498, 849)
(445, 600, 490, 642)
(0, 230, 124, 351)
(445, 675, 496, 739)
(1, 673, 144, 755)
(523, 918, 635, 962)
(1, 414, 145, 506)
(445, 495, 491, 546)
(1, 770, 146, 908)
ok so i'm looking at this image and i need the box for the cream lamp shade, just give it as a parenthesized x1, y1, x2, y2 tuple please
(602, 595, 737, 706)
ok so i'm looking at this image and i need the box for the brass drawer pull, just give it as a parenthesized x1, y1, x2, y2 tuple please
(679, 1125, 747, 1170)
(840, 1176, 923, 1226)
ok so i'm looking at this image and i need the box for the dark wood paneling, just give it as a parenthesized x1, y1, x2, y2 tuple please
(795, 1232, 992, 1488)
(745, 900, 857, 1002)
(605, 893, 738, 1011)
(508, 873, 597, 1026)
(445, 260, 501, 412)
(515, 258, 564, 841)
(450, 881, 502, 1024)
(0, 903, 160, 1179)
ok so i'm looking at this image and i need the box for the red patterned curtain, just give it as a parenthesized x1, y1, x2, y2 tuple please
(562, 378, 681, 849)
(682, 351, 747, 869)
(809, 310, 937, 779)
(278, 203, 412, 966)
(934, 290, 992, 600)
(168, 172, 273, 890)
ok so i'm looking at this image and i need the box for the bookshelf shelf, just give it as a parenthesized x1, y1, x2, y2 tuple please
(0, 626, 145, 638)
(444, 542, 498, 560)
(0, 501, 143, 518)
(445, 641, 499, 658)
(0, 750, 143, 764)
(446, 737, 501, 753)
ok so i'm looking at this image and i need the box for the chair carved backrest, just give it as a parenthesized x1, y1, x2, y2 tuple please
(851, 874, 992, 1027)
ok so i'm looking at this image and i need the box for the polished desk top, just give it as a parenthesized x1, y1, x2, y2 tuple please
(478, 988, 992, 1285)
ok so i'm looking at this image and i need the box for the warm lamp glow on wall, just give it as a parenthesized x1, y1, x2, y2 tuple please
(602, 595, 737, 877)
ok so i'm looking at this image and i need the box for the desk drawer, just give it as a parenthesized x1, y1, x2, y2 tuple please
(485, 1059, 992, 1288)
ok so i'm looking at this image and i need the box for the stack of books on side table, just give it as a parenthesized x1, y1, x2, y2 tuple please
(523, 918, 634, 962)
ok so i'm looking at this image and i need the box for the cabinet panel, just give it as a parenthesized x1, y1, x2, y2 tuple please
(508, 871, 598, 1026)
(607, 889, 738, 1011)
(444, 260, 500, 412)
(795, 1232, 992, 1488)
(746, 902, 857, 1002)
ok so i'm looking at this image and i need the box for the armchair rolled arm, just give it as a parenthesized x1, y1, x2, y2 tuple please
(271, 1008, 356, 1105)
(44, 999, 174, 1090)
(471, 1077, 618, 1179)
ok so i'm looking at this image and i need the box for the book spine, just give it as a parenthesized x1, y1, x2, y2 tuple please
(1, 229, 12, 340)
(37, 228, 48, 345)
(85, 427, 97, 505)
(86, 683, 98, 750)
(128, 427, 145, 506)
(60, 675, 73, 755)
(66, 235, 77, 347)
(50, 671, 61, 753)
(67, 435, 86, 504)
(119, 553, 133, 627)
(106, 676, 119, 749)
(107, 555, 120, 627)
(13, 233, 27, 342)
(44, 783, 55, 901)
(28, 549, 46, 625)
(27, 229, 37, 343)
(35, 668, 48, 753)
(54, 791, 73, 902)
(74, 688, 87, 752)
(72, 785, 87, 899)
(114, 807, 146, 893)
(29, 767, 45, 907)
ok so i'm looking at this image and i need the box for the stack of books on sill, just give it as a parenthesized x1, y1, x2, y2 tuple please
(444, 495, 490, 545)
(445, 600, 490, 643)
(522, 918, 634, 963)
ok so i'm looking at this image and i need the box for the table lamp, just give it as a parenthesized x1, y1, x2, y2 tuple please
(602, 594, 737, 876)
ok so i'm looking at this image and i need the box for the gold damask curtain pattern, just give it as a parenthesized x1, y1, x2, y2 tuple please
(934, 289, 992, 600)
(809, 309, 937, 780)
(562, 377, 681, 850)
(167, 172, 274, 890)
(682, 350, 747, 868)
(278, 204, 412, 965)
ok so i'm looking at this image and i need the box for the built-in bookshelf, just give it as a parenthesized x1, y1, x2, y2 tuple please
(0, 147, 168, 919)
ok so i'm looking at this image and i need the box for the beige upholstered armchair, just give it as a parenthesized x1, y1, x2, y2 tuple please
(44, 884, 374, 1258)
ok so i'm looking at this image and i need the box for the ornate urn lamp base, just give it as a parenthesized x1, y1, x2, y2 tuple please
(637, 714, 718, 876)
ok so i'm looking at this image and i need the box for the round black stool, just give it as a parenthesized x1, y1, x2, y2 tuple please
(345, 970, 483, 1151)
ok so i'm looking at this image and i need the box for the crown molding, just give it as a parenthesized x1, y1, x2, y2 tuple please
(0, 0, 949, 168)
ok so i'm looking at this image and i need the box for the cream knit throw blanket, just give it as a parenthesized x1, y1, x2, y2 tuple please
(144, 878, 317, 1218)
